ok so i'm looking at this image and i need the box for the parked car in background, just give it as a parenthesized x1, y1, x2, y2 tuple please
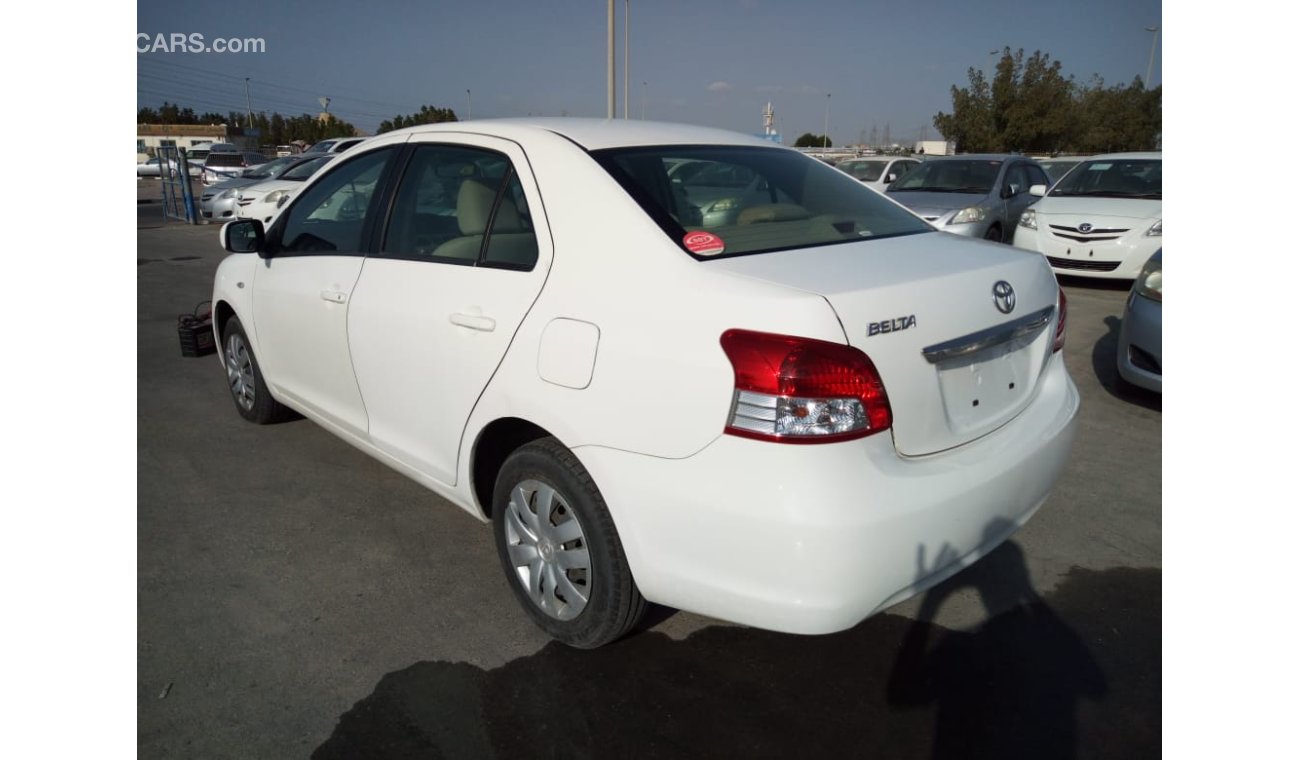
(137, 157, 162, 177)
(1116, 249, 1161, 393)
(1038, 156, 1084, 186)
(200, 154, 317, 222)
(233, 154, 334, 224)
(835, 156, 920, 193)
(885, 155, 1050, 242)
(202, 152, 270, 185)
(1012, 152, 1161, 279)
(212, 118, 1077, 648)
(275, 145, 299, 157)
(302, 137, 365, 154)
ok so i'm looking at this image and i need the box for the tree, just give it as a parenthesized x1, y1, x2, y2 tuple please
(377, 105, 459, 134)
(794, 133, 831, 148)
(934, 48, 1160, 154)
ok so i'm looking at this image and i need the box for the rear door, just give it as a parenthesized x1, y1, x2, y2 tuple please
(346, 136, 552, 486)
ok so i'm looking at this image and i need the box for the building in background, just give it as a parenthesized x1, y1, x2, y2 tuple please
(137, 124, 257, 159)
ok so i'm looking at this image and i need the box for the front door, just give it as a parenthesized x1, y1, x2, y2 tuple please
(251, 146, 398, 437)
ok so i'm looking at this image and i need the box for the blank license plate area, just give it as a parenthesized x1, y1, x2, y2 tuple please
(935, 337, 1035, 434)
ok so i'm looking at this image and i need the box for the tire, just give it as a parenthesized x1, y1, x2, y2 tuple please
(492, 437, 646, 648)
(222, 317, 291, 424)
(983, 224, 1003, 242)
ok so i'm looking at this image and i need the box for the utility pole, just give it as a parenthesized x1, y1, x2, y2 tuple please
(466, 89, 472, 120)
(607, 0, 616, 118)
(623, 0, 629, 119)
(824, 92, 831, 150)
(1144, 26, 1159, 88)
(244, 78, 253, 128)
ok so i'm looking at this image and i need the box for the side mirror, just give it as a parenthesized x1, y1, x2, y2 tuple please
(885, 173, 897, 183)
(221, 219, 265, 255)
(1029, 184, 1047, 197)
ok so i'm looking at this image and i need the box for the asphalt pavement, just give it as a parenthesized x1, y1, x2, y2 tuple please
(137, 202, 1160, 758)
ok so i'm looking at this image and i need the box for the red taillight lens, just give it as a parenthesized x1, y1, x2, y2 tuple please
(719, 329, 892, 443)
(1053, 289, 1067, 353)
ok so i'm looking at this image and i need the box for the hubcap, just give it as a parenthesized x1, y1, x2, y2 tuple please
(225, 333, 256, 411)
(504, 479, 591, 621)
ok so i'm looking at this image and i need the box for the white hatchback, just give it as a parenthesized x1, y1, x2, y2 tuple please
(214, 119, 1079, 648)
(1013, 152, 1161, 279)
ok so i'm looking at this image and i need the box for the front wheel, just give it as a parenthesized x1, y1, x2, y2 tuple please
(492, 438, 646, 648)
(222, 317, 291, 424)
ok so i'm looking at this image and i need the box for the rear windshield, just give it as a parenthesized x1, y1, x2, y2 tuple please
(888, 159, 1002, 194)
(591, 145, 931, 260)
(1049, 158, 1161, 199)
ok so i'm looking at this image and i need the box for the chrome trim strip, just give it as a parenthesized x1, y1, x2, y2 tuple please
(921, 305, 1055, 364)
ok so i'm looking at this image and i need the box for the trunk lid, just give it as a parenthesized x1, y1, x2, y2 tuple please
(708, 231, 1061, 456)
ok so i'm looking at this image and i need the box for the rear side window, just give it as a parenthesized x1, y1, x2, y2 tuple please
(592, 145, 931, 260)
(381, 144, 538, 270)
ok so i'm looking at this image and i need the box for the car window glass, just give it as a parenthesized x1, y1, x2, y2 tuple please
(278, 148, 393, 255)
(482, 172, 539, 270)
(595, 146, 932, 259)
(1026, 164, 1050, 187)
(891, 160, 1002, 194)
(382, 144, 531, 265)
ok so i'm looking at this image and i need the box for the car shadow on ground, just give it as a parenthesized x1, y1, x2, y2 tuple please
(1093, 315, 1161, 413)
(311, 528, 1160, 759)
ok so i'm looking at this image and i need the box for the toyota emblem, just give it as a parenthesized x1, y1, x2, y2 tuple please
(1078, 222, 1093, 233)
(993, 281, 1016, 314)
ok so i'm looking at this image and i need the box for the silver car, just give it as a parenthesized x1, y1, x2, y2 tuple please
(885, 155, 1050, 243)
(1117, 249, 1162, 393)
(200, 155, 315, 222)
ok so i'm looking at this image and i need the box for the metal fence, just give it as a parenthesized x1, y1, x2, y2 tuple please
(156, 146, 198, 224)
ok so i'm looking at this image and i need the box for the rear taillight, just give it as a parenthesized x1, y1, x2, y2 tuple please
(1053, 288, 1067, 353)
(719, 329, 892, 443)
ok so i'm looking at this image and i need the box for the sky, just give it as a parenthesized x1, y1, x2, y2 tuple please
(136, 0, 1161, 144)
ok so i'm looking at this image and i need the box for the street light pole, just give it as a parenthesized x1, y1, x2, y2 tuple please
(988, 49, 999, 83)
(607, 0, 616, 118)
(623, 0, 629, 119)
(1144, 26, 1159, 88)
(244, 77, 253, 128)
(824, 93, 831, 150)
(466, 89, 472, 120)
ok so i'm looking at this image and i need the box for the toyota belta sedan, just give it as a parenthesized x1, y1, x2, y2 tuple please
(213, 119, 1079, 648)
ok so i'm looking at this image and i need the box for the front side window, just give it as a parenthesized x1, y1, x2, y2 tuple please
(593, 145, 932, 260)
(381, 144, 538, 269)
(277, 148, 394, 255)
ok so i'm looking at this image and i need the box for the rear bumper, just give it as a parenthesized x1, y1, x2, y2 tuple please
(574, 354, 1080, 635)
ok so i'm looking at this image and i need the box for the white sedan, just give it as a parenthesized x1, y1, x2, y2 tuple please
(835, 156, 921, 192)
(1013, 152, 1161, 279)
(233, 155, 334, 225)
(213, 119, 1079, 648)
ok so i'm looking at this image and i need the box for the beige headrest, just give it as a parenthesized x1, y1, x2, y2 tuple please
(456, 178, 523, 235)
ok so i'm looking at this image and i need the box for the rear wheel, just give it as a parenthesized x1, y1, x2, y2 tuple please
(492, 437, 646, 648)
(223, 317, 291, 424)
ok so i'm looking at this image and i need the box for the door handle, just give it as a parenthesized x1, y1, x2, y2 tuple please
(449, 313, 497, 332)
(320, 290, 347, 304)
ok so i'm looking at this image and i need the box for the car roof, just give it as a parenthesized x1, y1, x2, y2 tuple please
(918, 153, 1028, 162)
(1081, 152, 1162, 161)
(388, 118, 783, 151)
